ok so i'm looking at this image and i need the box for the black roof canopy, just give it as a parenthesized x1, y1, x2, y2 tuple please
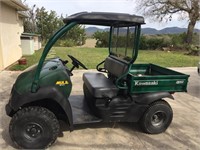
(63, 12, 145, 27)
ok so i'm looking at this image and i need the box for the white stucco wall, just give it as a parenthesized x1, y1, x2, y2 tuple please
(21, 38, 34, 55)
(33, 36, 42, 50)
(0, 2, 24, 70)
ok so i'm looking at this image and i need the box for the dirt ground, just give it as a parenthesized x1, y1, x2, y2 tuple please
(79, 39, 96, 48)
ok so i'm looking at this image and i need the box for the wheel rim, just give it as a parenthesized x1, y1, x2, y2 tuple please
(24, 122, 43, 140)
(151, 111, 166, 127)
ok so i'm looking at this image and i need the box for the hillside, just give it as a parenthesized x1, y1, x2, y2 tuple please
(85, 27, 200, 36)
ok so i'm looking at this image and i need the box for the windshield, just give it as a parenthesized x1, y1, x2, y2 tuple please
(110, 26, 136, 61)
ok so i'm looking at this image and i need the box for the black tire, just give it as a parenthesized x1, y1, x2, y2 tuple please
(139, 100, 173, 134)
(9, 106, 60, 149)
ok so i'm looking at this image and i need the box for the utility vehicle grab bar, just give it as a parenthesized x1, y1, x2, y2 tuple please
(96, 60, 107, 73)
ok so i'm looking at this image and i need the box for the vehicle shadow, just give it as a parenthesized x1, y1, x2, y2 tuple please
(59, 120, 141, 137)
(56, 121, 143, 149)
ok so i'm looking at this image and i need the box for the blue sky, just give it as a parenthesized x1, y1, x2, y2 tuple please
(25, 0, 199, 30)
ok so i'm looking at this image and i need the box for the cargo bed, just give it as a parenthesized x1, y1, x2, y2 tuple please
(128, 64, 190, 94)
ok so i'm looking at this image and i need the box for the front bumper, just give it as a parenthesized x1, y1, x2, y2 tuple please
(5, 103, 13, 117)
(5, 86, 20, 117)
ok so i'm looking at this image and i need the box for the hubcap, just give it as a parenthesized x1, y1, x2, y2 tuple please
(151, 111, 166, 127)
(24, 123, 43, 139)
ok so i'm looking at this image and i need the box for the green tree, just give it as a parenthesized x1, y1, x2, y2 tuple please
(23, 5, 37, 33)
(35, 7, 63, 42)
(35, 7, 86, 45)
(135, 0, 200, 44)
(23, 6, 86, 46)
(61, 25, 86, 46)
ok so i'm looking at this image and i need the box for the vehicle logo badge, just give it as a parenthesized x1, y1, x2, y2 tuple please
(56, 81, 69, 86)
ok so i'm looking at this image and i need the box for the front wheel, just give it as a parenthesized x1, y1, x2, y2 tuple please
(9, 106, 60, 149)
(139, 100, 173, 134)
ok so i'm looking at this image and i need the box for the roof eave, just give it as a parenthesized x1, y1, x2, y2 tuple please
(18, 11, 29, 18)
(1, 0, 29, 11)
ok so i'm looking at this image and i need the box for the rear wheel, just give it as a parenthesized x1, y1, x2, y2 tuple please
(140, 100, 173, 134)
(9, 106, 60, 149)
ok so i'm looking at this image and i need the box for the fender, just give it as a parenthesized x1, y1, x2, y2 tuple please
(6, 86, 73, 130)
(132, 92, 174, 105)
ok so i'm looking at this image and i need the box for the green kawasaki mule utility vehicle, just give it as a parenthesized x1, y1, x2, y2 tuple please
(6, 12, 189, 149)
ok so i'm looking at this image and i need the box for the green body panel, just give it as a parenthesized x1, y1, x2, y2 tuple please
(32, 22, 77, 92)
(127, 64, 189, 94)
(15, 58, 72, 98)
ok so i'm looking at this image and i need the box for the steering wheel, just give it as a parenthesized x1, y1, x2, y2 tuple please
(68, 55, 88, 70)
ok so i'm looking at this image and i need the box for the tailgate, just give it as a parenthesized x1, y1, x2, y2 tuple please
(128, 64, 190, 94)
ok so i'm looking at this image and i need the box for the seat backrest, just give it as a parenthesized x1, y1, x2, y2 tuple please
(104, 57, 128, 77)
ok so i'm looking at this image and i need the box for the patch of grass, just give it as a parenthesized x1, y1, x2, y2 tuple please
(9, 50, 43, 71)
(136, 50, 199, 67)
(53, 47, 108, 69)
(9, 47, 199, 71)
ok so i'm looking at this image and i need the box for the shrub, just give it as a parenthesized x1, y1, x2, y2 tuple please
(139, 35, 171, 50)
(93, 31, 109, 47)
(92, 30, 199, 51)
(54, 39, 76, 47)
(170, 33, 187, 46)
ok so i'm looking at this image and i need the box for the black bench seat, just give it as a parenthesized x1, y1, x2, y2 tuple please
(83, 73, 119, 98)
